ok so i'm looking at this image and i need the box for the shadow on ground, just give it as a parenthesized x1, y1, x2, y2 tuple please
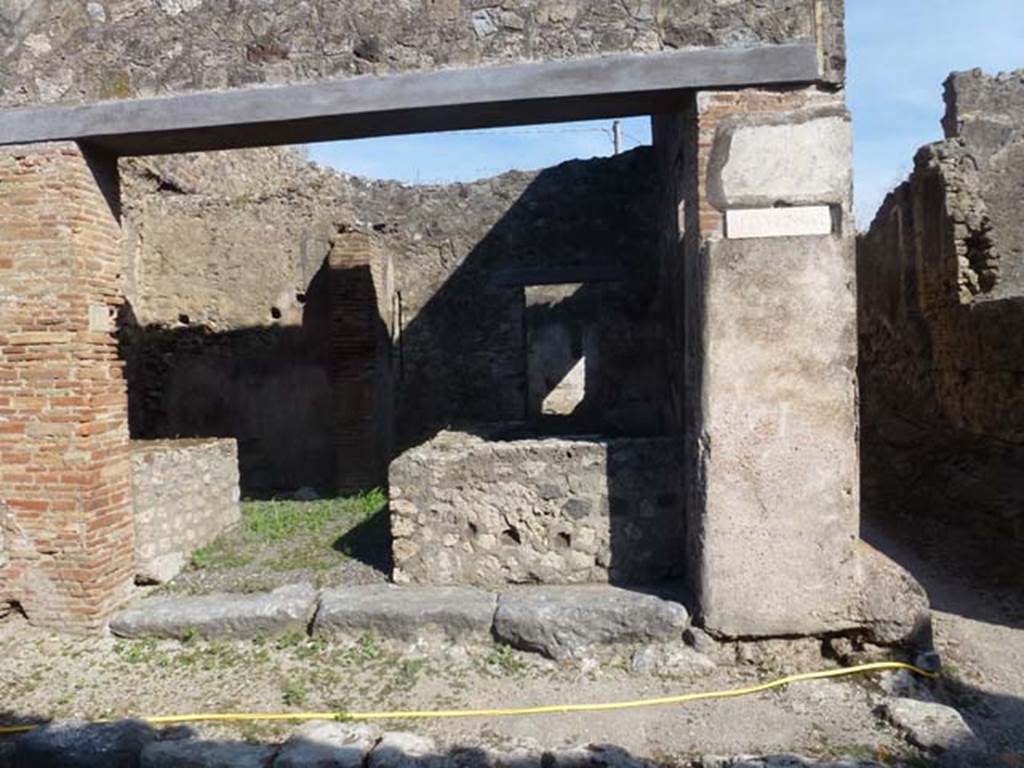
(0, 721, 679, 768)
(334, 503, 394, 575)
(861, 505, 1024, 757)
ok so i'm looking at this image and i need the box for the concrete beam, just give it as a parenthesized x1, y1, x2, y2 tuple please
(0, 44, 818, 156)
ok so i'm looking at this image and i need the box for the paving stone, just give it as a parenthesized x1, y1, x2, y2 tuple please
(492, 586, 689, 660)
(313, 585, 496, 641)
(881, 697, 983, 753)
(698, 758, 885, 767)
(549, 744, 655, 768)
(140, 740, 277, 768)
(109, 583, 317, 640)
(12, 719, 156, 768)
(367, 731, 438, 768)
(273, 721, 379, 768)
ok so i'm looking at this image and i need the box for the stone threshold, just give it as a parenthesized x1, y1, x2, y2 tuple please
(109, 583, 691, 661)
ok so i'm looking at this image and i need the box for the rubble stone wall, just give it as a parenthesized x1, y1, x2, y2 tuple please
(130, 438, 241, 584)
(0, 0, 845, 110)
(390, 431, 684, 586)
(858, 69, 1024, 545)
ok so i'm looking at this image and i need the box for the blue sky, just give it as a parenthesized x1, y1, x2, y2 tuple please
(308, 1, 1023, 229)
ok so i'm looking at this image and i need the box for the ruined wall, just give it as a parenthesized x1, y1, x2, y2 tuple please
(858, 69, 1024, 545)
(367, 147, 667, 448)
(130, 437, 240, 584)
(390, 431, 684, 586)
(0, 0, 845, 110)
(119, 145, 667, 495)
(118, 149, 351, 496)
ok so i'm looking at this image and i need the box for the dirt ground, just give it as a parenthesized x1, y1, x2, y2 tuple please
(1, 512, 1022, 765)
(0, 616, 920, 764)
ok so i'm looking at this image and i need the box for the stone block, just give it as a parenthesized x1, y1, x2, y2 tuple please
(367, 732, 438, 768)
(109, 583, 317, 640)
(689, 235, 860, 637)
(881, 698, 983, 753)
(492, 585, 689, 659)
(724, 207, 833, 240)
(140, 740, 277, 768)
(851, 543, 931, 647)
(313, 584, 496, 641)
(274, 722, 380, 768)
(12, 719, 156, 768)
(708, 111, 852, 209)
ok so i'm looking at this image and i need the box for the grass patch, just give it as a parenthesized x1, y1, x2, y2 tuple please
(189, 489, 387, 574)
(281, 676, 309, 707)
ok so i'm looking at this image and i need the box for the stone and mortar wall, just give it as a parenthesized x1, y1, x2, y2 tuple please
(118, 150, 351, 495)
(390, 431, 684, 586)
(858, 69, 1024, 545)
(0, 0, 845, 110)
(130, 437, 240, 584)
(119, 145, 667, 494)
(0, 142, 134, 630)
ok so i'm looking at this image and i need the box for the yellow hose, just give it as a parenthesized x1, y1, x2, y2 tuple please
(0, 660, 935, 737)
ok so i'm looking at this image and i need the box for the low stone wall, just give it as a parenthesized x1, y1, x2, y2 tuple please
(390, 432, 684, 586)
(130, 439, 242, 583)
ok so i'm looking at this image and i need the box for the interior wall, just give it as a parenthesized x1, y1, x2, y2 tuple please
(119, 144, 668, 496)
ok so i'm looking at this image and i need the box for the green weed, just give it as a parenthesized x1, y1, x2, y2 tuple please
(484, 643, 528, 676)
(281, 677, 308, 707)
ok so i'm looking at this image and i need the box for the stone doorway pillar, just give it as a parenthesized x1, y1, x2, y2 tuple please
(657, 90, 862, 637)
(0, 142, 134, 631)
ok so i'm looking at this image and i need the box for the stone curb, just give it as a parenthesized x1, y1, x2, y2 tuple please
(109, 582, 318, 640)
(109, 583, 692, 656)
(493, 585, 690, 660)
(312, 584, 496, 641)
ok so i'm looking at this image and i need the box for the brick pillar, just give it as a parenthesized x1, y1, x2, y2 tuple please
(329, 229, 393, 494)
(0, 142, 133, 631)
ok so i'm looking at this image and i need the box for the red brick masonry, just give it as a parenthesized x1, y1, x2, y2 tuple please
(0, 142, 134, 631)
